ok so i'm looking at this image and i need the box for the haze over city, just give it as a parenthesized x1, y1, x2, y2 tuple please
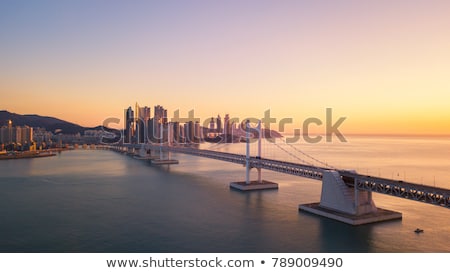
(1, 0, 450, 135)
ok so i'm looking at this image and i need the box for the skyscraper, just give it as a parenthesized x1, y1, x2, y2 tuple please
(138, 106, 151, 122)
(224, 114, 231, 135)
(172, 122, 180, 144)
(194, 121, 201, 142)
(135, 104, 151, 143)
(216, 115, 222, 134)
(0, 120, 14, 145)
(0, 121, 33, 150)
(8, 120, 12, 142)
(124, 107, 134, 143)
(152, 105, 167, 141)
(208, 117, 215, 138)
(185, 121, 195, 143)
(16, 126, 33, 145)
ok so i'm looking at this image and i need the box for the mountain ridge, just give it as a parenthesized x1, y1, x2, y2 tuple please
(0, 110, 95, 134)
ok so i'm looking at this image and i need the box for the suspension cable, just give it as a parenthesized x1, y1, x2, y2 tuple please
(277, 138, 335, 169)
(271, 139, 313, 165)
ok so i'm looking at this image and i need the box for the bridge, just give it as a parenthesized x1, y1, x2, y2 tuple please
(101, 122, 450, 225)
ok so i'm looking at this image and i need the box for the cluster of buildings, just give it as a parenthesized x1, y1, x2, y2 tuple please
(1, 103, 262, 151)
(124, 104, 245, 144)
(0, 120, 35, 151)
(0, 120, 109, 152)
(124, 104, 198, 144)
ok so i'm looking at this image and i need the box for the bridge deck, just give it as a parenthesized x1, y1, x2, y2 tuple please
(115, 144, 450, 209)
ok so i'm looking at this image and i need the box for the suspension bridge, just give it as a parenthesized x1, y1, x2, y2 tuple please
(100, 122, 450, 225)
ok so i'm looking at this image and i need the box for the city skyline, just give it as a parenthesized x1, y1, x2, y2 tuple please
(1, 1, 450, 135)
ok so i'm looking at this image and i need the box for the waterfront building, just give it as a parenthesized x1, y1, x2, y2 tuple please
(135, 104, 151, 143)
(15, 126, 33, 146)
(224, 114, 233, 135)
(33, 127, 53, 149)
(172, 122, 180, 144)
(216, 115, 222, 134)
(152, 105, 167, 142)
(194, 121, 201, 142)
(0, 120, 13, 145)
(185, 121, 195, 143)
(124, 107, 134, 144)
(208, 117, 216, 138)
(0, 121, 34, 150)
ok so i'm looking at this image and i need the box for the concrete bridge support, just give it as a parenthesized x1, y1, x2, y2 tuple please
(230, 120, 278, 191)
(299, 170, 402, 225)
(137, 146, 146, 157)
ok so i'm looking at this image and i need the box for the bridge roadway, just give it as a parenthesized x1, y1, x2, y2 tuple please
(120, 143, 450, 209)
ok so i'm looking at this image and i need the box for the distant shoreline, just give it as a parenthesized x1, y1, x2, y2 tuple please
(0, 151, 57, 160)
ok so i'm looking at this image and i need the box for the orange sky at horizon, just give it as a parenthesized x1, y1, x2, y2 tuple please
(1, 1, 450, 135)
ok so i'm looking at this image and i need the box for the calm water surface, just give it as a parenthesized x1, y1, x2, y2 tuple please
(1, 136, 449, 252)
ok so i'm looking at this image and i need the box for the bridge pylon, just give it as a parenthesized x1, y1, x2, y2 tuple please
(299, 170, 402, 225)
(230, 120, 278, 191)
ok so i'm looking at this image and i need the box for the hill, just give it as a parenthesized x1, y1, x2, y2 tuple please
(0, 110, 88, 134)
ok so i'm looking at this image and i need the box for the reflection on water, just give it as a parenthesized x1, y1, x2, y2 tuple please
(0, 136, 450, 253)
(317, 216, 375, 252)
(23, 150, 128, 178)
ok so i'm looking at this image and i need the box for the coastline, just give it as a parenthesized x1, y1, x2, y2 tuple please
(0, 151, 57, 160)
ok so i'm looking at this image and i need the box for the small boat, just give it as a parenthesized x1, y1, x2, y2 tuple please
(414, 228, 424, 233)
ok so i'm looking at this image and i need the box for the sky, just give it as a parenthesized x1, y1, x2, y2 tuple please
(1, 0, 449, 135)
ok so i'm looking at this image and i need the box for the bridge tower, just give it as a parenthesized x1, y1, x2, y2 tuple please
(149, 121, 179, 165)
(230, 120, 278, 191)
(300, 170, 402, 225)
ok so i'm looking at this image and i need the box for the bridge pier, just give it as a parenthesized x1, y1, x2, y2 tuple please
(149, 141, 179, 165)
(299, 170, 402, 225)
(230, 120, 278, 191)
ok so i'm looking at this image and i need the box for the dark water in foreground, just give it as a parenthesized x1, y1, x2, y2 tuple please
(1, 136, 449, 252)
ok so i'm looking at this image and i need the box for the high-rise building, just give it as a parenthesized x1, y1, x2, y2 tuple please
(15, 126, 22, 145)
(0, 121, 11, 145)
(216, 115, 222, 134)
(208, 117, 215, 138)
(180, 124, 185, 143)
(0, 128, 6, 144)
(172, 122, 180, 144)
(135, 104, 151, 143)
(124, 107, 134, 143)
(154, 105, 166, 123)
(15, 126, 32, 145)
(0, 121, 33, 149)
(138, 105, 151, 122)
(152, 105, 167, 141)
(194, 121, 201, 142)
(1, 120, 14, 145)
(224, 114, 232, 135)
(32, 127, 52, 149)
(209, 118, 215, 130)
(7, 120, 13, 142)
(185, 121, 195, 143)
(167, 122, 174, 145)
